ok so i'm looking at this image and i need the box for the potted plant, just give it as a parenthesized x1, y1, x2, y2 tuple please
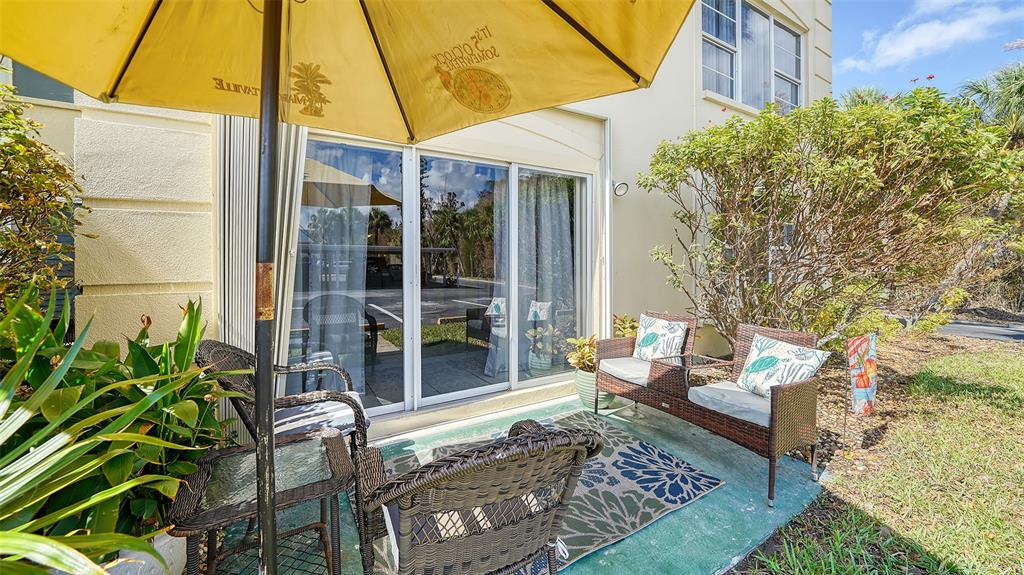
(566, 335, 613, 409)
(612, 313, 639, 337)
(526, 325, 557, 374)
(2, 288, 233, 575)
(0, 288, 196, 574)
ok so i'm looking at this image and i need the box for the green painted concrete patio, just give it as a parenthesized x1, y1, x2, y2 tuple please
(234, 395, 821, 574)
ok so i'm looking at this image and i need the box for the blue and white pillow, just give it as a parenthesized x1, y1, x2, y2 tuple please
(527, 300, 552, 321)
(485, 297, 506, 327)
(737, 335, 829, 398)
(632, 314, 689, 361)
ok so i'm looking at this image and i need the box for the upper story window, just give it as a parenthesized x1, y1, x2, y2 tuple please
(701, 0, 802, 113)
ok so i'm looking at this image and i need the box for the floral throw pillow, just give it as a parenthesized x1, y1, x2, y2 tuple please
(632, 314, 689, 361)
(737, 335, 830, 398)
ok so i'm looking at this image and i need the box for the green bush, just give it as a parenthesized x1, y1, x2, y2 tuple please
(640, 88, 1023, 345)
(0, 81, 83, 308)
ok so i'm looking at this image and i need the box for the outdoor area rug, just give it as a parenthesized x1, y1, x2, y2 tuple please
(372, 410, 724, 573)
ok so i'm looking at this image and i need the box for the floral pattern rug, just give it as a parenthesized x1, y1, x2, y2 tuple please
(374, 410, 723, 573)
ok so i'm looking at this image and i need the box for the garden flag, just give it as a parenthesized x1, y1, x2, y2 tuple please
(847, 334, 878, 415)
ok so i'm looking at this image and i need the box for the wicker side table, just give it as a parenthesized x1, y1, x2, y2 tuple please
(168, 428, 354, 575)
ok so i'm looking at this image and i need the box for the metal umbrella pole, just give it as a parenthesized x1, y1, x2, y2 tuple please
(255, 0, 283, 573)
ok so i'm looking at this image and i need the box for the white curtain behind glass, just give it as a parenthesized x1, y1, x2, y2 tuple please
(518, 172, 575, 373)
(741, 4, 771, 109)
(484, 176, 510, 377)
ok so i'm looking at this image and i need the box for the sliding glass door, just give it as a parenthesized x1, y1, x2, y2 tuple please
(419, 156, 510, 399)
(285, 139, 588, 413)
(287, 139, 405, 409)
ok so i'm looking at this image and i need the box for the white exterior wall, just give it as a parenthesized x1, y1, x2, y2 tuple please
(16, 92, 219, 349)
(569, 0, 832, 352)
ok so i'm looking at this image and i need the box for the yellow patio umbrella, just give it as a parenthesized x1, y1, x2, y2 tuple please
(1, 0, 692, 143)
(0, 1, 694, 571)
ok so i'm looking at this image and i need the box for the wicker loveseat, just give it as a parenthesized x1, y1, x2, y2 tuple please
(353, 419, 603, 575)
(595, 319, 819, 505)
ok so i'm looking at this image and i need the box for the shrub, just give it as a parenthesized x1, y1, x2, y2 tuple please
(0, 82, 83, 307)
(639, 89, 1023, 345)
(1, 287, 235, 541)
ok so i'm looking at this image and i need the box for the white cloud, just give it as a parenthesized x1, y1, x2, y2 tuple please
(840, 2, 1024, 73)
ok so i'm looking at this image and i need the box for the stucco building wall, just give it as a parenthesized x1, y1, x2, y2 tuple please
(14, 92, 220, 348)
(569, 0, 832, 354)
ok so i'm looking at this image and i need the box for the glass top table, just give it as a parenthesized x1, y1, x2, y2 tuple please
(169, 428, 354, 535)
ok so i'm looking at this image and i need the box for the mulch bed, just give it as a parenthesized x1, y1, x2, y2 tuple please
(729, 332, 1024, 573)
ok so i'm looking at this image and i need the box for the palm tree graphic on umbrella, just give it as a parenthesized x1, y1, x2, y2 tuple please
(290, 62, 332, 117)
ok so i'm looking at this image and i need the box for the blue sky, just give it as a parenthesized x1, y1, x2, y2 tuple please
(833, 0, 1024, 98)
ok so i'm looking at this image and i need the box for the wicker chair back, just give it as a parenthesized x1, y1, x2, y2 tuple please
(380, 425, 602, 575)
(195, 340, 260, 439)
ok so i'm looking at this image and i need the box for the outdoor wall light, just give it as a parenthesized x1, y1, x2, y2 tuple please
(613, 181, 629, 197)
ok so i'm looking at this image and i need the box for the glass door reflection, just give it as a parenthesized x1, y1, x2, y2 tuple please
(419, 156, 510, 398)
(287, 140, 405, 409)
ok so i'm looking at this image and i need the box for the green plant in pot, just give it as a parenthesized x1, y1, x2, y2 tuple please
(0, 288, 207, 574)
(1, 287, 239, 574)
(566, 335, 613, 409)
(526, 325, 557, 373)
(612, 314, 639, 338)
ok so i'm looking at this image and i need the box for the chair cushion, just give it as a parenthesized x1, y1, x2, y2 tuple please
(687, 381, 771, 428)
(273, 391, 366, 438)
(466, 319, 484, 331)
(598, 357, 651, 386)
(632, 314, 689, 361)
(737, 335, 830, 398)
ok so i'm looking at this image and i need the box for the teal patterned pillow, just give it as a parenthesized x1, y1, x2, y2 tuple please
(632, 314, 689, 361)
(737, 335, 830, 398)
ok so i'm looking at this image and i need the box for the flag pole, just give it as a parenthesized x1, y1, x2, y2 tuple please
(256, 0, 283, 573)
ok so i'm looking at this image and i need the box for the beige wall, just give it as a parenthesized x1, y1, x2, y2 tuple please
(21, 94, 219, 349)
(568, 0, 832, 350)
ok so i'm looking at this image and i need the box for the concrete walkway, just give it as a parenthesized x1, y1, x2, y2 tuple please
(938, 320, 1024, 342)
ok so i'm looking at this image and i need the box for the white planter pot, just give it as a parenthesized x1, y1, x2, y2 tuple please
(574, 369, 614, 409)
(528, 350, 554, 374)
(107, 533, 187, 575)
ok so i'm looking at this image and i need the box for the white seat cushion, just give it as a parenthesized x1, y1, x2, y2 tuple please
(598, 357, 651, 386)
(687, 381, 771, 428)
(273, 391, 366, 438)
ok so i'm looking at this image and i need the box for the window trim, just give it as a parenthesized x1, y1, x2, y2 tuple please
(700, 0, 805, 113)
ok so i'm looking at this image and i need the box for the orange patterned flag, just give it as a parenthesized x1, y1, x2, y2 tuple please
(848, 334, 877, 415)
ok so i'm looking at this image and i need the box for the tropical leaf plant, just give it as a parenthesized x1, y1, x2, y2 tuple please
(0, 287, 199, 573)
(1, 286, 243, 557)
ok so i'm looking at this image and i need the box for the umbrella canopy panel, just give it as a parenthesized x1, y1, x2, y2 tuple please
(0, 0, 694, 143)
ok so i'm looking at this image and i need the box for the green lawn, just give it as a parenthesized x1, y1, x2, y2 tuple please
(380, 322, 490, 358)
(745, 349, 1024, 574)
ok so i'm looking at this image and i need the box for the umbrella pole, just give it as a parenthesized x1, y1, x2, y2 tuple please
(255, 0, 283, 573)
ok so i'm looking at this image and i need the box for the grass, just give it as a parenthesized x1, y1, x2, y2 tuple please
(380, 323, 489, 358)
(744, 348, 1024, 575)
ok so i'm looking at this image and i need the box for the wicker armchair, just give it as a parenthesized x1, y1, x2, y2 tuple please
(194, 340, 368, 453)
(595, 322, 819, 506)
(353, 419, 603, 575)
